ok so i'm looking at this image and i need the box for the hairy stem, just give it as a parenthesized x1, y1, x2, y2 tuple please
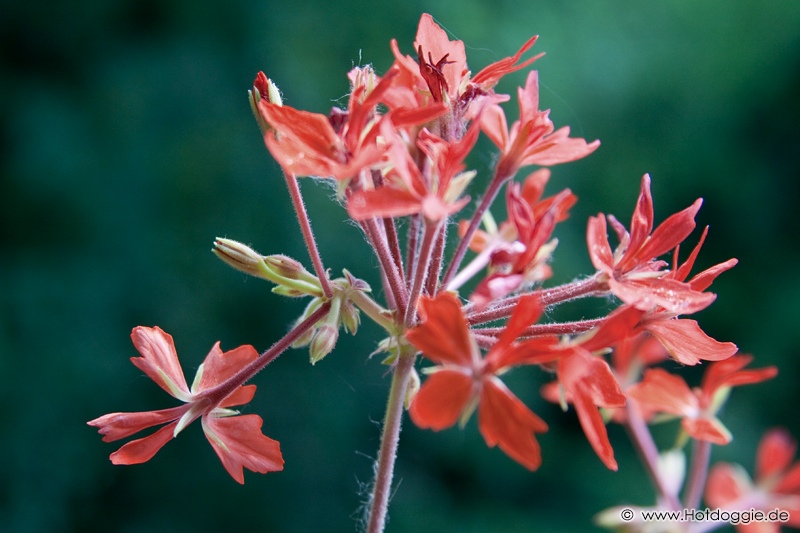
(683, 438, 712, 510)
(623, 402, 681, 511)
(442, 170, 510, 287)
(198, 302, 332, 405)
(366, 347, 416, 533)
(403, 222, 440, 326)
(283, 172, 333, 298)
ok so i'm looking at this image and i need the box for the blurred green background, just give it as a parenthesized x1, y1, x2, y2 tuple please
(2, 1, 800, 531)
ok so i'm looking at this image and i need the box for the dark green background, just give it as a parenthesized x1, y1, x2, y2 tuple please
(3, 1, 799, 531)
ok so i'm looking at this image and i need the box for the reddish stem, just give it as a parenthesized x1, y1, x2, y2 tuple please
(471, 317, 605, 338)
(683, 438, 712, 510)
(283, 172, 333, 298)
(198, 302, 332, 405)
(441, 170, 510, 287)
(362, 218, 408, 317)
(404, 222, 440, 326)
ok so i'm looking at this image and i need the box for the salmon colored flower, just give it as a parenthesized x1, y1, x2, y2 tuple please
(586, 174, 732, 316)
(88, 326, 284, 484)
(468, 176, 576, 308)
(407, 292, 553, 470)
(627, 355, 777, 444)
(481, 71, 600, 178)
(389, 14, 542, 111)
(706, 428, 800, 531)
(346, 118, 479, 222)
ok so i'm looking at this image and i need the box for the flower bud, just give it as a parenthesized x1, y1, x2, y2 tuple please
(339, 300, 361, 335)
(309, 324, 339, 365)
(249, 72, 282, 134)
(212, 238, 268, 278)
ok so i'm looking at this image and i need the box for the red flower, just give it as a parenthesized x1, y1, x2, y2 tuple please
(346, 119, 479, 223)
(481, 71, 600, 178)
(88, 326, 284, 484)
(627, 355, 777, 444)
(706, 428, 800, 531)
(389, 14, 542, 110)
(468, 173, 576, 308)
(586, 174, 734, 316)
(406, 292, 551, 470)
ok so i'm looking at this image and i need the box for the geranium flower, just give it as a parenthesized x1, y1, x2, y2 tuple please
(468, 174, 576, 308)
(586, 174, 734, 316)
(88, 326, 284, 484)
(480, 70, 600, 178)
(389, 14, 542, 111)
(627, 355, 777, 444)
(346, 118, 479, 223)
(406, 292, 555, 470)
(706, 428, 800, 532)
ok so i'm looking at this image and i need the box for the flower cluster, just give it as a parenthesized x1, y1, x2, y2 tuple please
(89, 13, 781, 532)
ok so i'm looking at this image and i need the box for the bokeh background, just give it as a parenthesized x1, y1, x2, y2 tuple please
(3, 1, 800, 531)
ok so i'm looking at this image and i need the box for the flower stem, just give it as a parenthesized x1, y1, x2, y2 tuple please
(403, 222, 440, 326)
(198, 301, 332, 405)
(623, 401, 681, 511)
(441, 170, 510, 287)
(366, 347, 416, 533)
(283, 171, 333, 298)
(683, 438, 712, 510)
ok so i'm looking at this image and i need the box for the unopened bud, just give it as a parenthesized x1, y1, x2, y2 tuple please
(249, 71, 282, 134)
(309, 324, 339, 365)
(264, 254, 315, 282)
(213, 238, 267, 278)
(339, 300, 361, 335)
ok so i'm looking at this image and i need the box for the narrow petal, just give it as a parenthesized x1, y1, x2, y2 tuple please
(571, 384, 619, 470)
(406, 292, 475, 366)
(414, 14, 467, 99)
(88, 405, 189, 442)
(472, 35, 542, 88)
(635, 198, 702, 265)
(202, 415, 284, 484)
(108, 422, 178, 465)
(487, 294, 542, 366)
(645, 319, 737, 365)
(130, 326, 191, 401)
(625, 174, 654, 263)
(478, 377, 547, 471)
(409, 370, 473, 430)
(587, 215, 614, 272)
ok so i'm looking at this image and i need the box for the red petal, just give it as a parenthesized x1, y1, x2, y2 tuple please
(627, 368, 697, 417)
(705, 463, 751, 508)
(196, 343, 259, 392)
(414, 14, 467, 99)
(645, 319, 737, 365)
(702, 354, 777, 396)
(587, 215, 614, 272)
(108, 422, 178, 465)
(202, 415, 284, 484)
(130, 326, 191, 401)
(406, 293, 475, 366)
(756, 428, 797, 481)
(682, 417, 732, 445)
(478, 377, 547, 470)
(571, 384, 618, 470)
(608, 277, 716, 315)
(88, 405, 189, 442)
(625, 174, 655, 264)
(636, 198, 702, 264)
(409, 370, 473, 430)
(472, 35, 542, 88)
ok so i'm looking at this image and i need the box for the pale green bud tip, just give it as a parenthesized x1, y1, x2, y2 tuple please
(309, 325, 339, 365)
(212, 238, 266, 277)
